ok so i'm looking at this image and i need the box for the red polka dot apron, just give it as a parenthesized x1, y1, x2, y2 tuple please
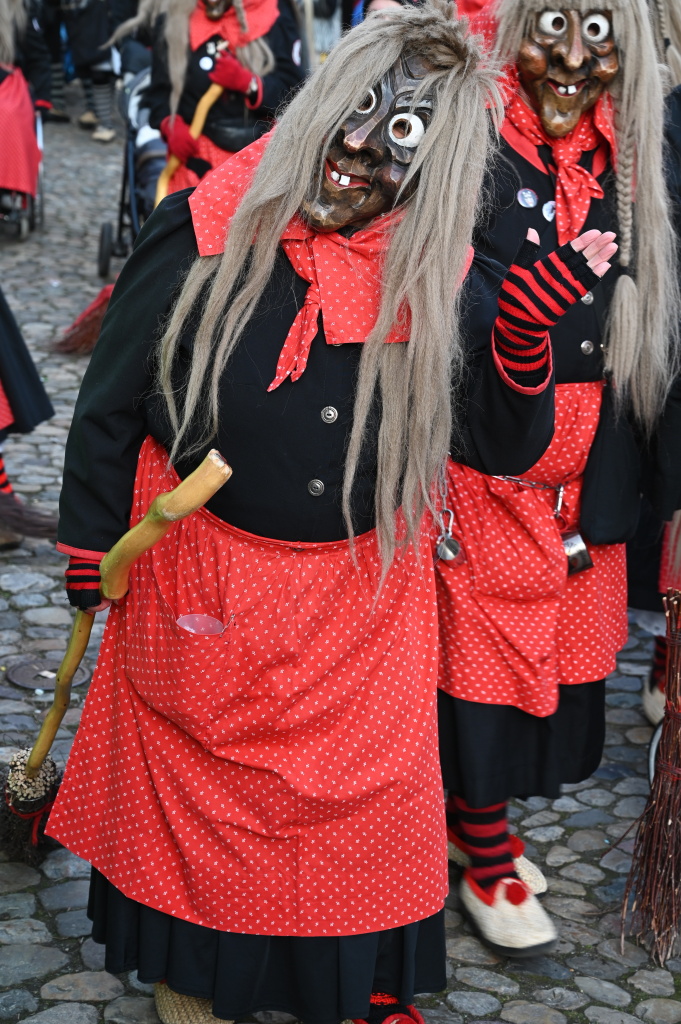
(436, 381, 627, 717)
(47, 437, 447, 935)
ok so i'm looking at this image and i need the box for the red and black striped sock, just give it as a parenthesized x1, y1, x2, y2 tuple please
(0, 454, 13, 495)
(650, 635, 667, 693)
(451, 795, 518, 891)
(494, 238, 599, 389)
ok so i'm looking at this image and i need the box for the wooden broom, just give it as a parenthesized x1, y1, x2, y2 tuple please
(2, 450, 232, 859)
(622, 589, 681, 964)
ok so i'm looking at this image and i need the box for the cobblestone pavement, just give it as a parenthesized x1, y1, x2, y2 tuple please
(0, 86, 679, 1024)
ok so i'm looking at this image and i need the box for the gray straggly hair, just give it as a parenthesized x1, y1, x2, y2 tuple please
(110, 0, 275, 115)
(494, 0, 680, 431)
(649, 0, 681, 88)
(0, 0, 27, 63)
(157, 0, 504, 568)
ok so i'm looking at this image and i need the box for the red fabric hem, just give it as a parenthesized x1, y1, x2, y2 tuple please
(56, 542, 107, 561)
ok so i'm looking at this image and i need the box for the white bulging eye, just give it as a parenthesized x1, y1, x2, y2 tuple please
(582, 12, 610, 43)
(387, 112, 426, 148)
(355, 88, 378, 115)
(537, 10, 567, 35)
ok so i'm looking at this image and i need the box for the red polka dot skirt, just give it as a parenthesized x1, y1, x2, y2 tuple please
(47, 437, 448, 936)
(436, 381, 628, 717)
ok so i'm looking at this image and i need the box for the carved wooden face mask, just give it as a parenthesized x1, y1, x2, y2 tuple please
(517, 9, 619, 138)
(301, 56, 433, 233)
(202, 0, 233, 20)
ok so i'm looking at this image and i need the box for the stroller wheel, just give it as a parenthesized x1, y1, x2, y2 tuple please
(98, 222, 114, 278)
(648, 720, 663, 785)
(18, 216, 30, 241)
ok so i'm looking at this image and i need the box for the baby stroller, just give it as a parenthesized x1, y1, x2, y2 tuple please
(0, 65, 44, 240)
(97, 67, 166, 277)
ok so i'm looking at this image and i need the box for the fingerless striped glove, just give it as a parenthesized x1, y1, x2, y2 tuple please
(65, 557, 104, 612)
(494, 239, 600, 387)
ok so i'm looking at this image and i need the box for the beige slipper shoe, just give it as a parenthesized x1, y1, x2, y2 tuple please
(154, 983, 231, 1024)
(460, 872, 558, 958)
(447, 829, 548, 895)
(642, 681, 665, 726)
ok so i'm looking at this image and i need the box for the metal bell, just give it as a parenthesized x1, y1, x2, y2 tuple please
(436, 534, 462, 562)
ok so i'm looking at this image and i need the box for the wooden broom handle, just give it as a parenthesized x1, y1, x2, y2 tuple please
(24, 449, 232, 779)
(154, 83, 224, 209)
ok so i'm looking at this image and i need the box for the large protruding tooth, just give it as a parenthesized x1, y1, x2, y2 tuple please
(567, 84, 577, 95)
(331, 170, 340, 182)
(339, 174, 350, 186)
(557, 84, 567, 95)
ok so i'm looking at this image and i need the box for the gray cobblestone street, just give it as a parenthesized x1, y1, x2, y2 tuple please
(0, 85, 679, 1024)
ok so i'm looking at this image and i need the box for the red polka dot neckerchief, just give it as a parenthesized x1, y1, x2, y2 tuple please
(189, 132, 474, 391)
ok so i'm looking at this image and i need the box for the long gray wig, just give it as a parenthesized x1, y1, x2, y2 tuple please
(494, 0, 680, 430)
(0, 0, 27, 64)
(110, 0, 275, 116)
(157, 0, 503, 568)
(649, 0, 681, 87)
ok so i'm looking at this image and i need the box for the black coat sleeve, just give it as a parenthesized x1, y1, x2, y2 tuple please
(454, 252, 555, 476)
(57, 189, 198, 557)
(256, 0, 305, 115)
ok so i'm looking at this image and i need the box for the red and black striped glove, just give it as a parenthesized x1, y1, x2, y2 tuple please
(494, 238, 600, 387)
(65, 557, 107, 612)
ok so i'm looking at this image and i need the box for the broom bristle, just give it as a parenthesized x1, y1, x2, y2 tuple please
(0, 491, 58, 540)
(1, 749, 62, 865)
(53, 285, 114, 354)
(622, 590, 681, 964)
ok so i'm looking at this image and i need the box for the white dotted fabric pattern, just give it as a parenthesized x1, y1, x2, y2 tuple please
(47, 437, 448, 936)
(435, 382, 628, 717)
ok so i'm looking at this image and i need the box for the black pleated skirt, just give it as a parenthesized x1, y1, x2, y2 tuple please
(88, 870, 447, 1024)
(438, 680, 606, 807)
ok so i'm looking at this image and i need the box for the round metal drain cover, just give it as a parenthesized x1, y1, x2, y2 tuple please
(6, 660, 90, 691)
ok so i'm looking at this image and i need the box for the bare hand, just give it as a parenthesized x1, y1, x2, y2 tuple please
(569, 228, 618, 278)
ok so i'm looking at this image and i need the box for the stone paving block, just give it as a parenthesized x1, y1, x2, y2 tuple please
(627, 971, 675, 997)
(532, 987, 588, 1009)
(553, 920, 602, 946)
(56, 908, 92, 937)
(613, 778, 650, 796)
(38, 879, 90, 911)
(41, 848, 91, 880)
(598, 939, 648, 967)
(635, 1000, 681, 1024)
(23, 1005, 99, 1024)
(575, 977, 631, 1007)
(128, 971, 155, 995)
(577, 789, 616, 808)
(560, 863, 605, 884)
(562, 810, 616, 828)
(508, 958, 572, 981)
(547, 878, 586, 897)
(454, 968, 519, 996)
(600, 848, 633, 873)
(0, 862, 39, 894)
(543, 897, 601, 922)
(0, 892, 36, 918)
(545, 846, 579, 867)
(500, 1000, 567, 1024)
(0, 988, 39, 1018)
(521, 811, 560, 829)
(104, 997, 161, 1023)
(41, 970, 125, 1001)
(446, 936, 501, 965)
(420, 1012, 463, 1024)
(594, 878, 627, 902)
(525, 826, 565, 843)
(80, 936, 106, 971)
(447, 991, 502, 1017)
(0, 943, 69, 985)
(567, 830, 608, 852)
(0, 916, 52, 943)
(551, 796, 582, 812)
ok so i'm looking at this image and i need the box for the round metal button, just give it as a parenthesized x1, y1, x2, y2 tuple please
(308, 478, 325, 497)
(321, 406, 338, 424)
(580, 339, 595, 355)
(199, 56, 214, 71)
(581, 290, 594, 305)
(542, 200, 556, 222)
(517, 188, 538, 209)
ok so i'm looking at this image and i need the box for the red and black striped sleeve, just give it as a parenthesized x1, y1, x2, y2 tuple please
(493, 239, 600, 390)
